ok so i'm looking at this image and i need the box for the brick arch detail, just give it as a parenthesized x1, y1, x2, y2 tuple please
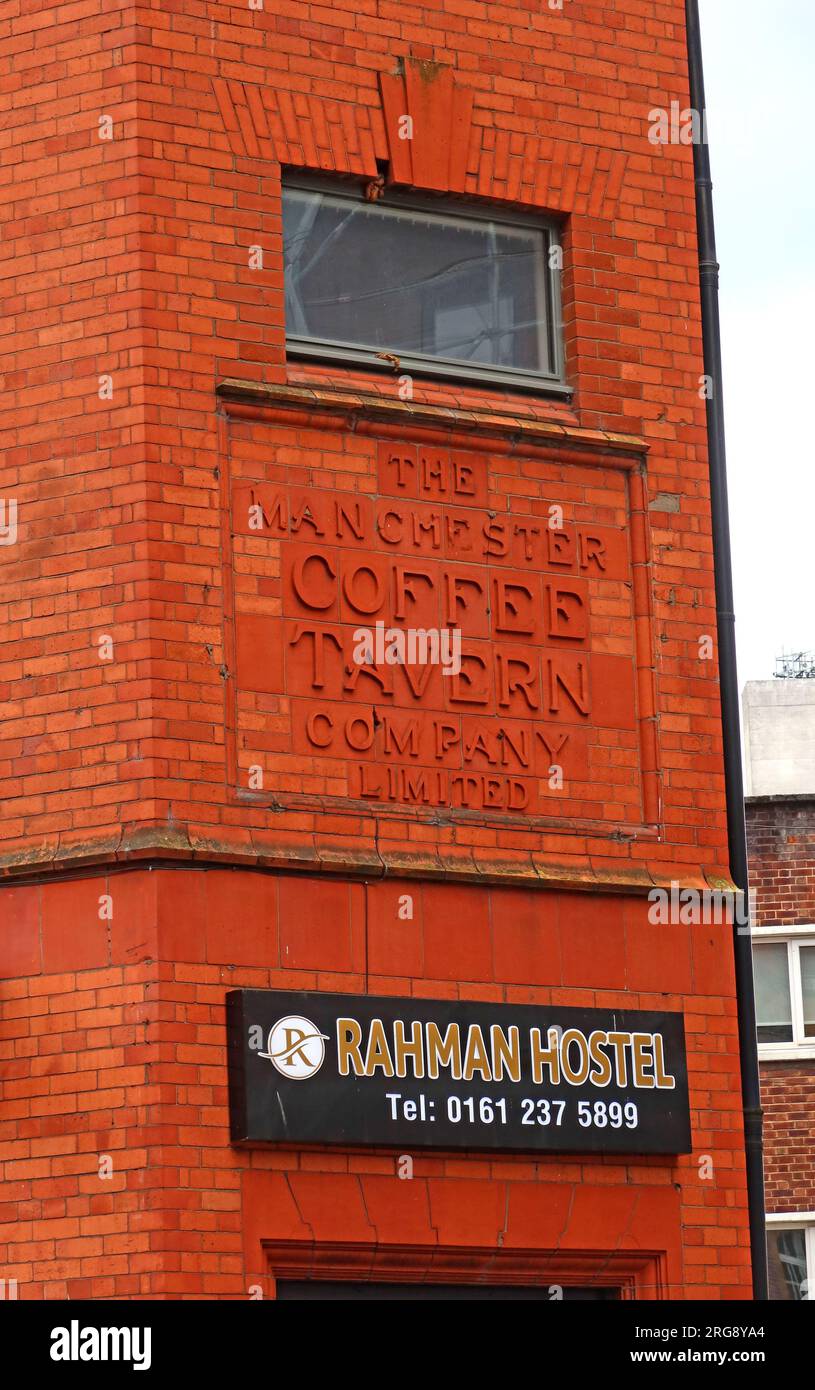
(212, 63, 628, 216)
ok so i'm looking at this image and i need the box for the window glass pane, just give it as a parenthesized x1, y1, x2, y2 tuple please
(754, 943, 793, 1044)
(767, 1228, 809, 1300)
(800, 946, 815, 1037)
(283, 187, 553, 376)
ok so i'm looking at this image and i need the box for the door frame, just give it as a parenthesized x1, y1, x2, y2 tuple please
(262, 1239, 666, 1300)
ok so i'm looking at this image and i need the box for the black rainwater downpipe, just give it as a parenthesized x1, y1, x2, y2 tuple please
(685, 0, 767, 1300)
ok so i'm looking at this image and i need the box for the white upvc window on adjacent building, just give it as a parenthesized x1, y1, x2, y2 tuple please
(766, 1215, 815, 1300)
(752, 926, 815, 1060)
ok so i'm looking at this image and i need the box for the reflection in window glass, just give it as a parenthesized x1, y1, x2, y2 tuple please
(754, 943, 793, 1044)
(767, 1228, 809, 1301)
(283, 186, 558, 381)
(801, 946, 815, 1038)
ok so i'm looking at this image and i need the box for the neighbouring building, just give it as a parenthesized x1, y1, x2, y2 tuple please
(745, 671, 815, 1300)
(0, 2, 756, 1300)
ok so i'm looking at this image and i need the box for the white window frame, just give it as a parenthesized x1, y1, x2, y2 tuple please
(752, 925, 815, 1060)
(766, 1214, 815, 1300)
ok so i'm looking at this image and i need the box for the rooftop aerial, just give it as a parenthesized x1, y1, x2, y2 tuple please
(775, 651, 815, 680)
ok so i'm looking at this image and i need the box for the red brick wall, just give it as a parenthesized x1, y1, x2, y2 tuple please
(746, 798, 815, 1217)
(760, 1065, 815, 1213)
(0, 0, 731, 887)
(1, 869, 749, 1298)
(746, 799, 815, 929)
(0, 0, 753, 1299)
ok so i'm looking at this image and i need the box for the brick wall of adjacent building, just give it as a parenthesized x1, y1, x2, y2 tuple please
(0, 0, 753, 1299)
(747, 799, 815, 930)
(747, 796, 815, 1218)
(760, 1065, 815, 1212)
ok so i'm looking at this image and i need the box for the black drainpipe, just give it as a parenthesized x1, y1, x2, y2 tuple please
(685, 0, 767, 1300)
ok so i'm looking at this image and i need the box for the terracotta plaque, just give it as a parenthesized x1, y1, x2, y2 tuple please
(229, 436, 651, 831)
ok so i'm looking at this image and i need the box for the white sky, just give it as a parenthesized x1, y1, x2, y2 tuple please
(699, 0, 815, 685)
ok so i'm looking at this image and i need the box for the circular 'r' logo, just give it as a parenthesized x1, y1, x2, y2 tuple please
(264, 1015, 328, 1080)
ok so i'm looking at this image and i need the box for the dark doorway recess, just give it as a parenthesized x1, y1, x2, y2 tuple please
(277, 1280, 620, 1301)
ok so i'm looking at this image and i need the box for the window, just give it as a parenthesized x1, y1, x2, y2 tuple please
(753, 930, 815, 1055)
(282, 177, 565, 392)
(766, 1219, 815, 1300)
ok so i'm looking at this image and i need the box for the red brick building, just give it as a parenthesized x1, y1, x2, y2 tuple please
(750, 799, 815, 1293)
(0, 1, 756, 1300)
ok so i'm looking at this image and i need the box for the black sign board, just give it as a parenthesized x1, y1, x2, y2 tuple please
(227, 989, 692, 1155)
